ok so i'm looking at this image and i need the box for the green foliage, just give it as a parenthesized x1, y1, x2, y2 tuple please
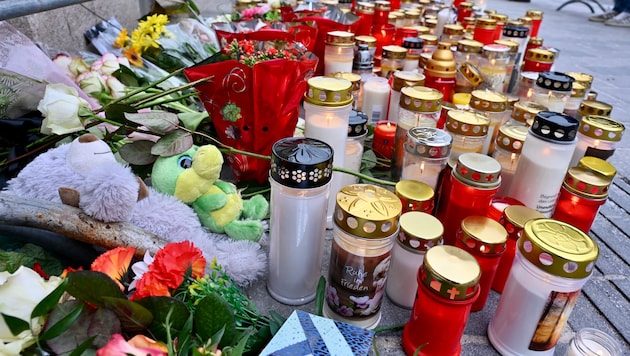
(66, 271, 127, 308)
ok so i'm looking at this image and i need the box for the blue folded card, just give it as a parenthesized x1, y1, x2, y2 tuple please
(260, 310, 375, 356)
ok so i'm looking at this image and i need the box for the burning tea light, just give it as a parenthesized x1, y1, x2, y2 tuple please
(372, 120, 397, 163)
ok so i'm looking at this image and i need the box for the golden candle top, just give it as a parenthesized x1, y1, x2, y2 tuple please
(563, 166, 611, 199)
(470, 90, 508, 113)
(578, 100, 613, 117)
(475, 17, 497, 29)
(495, 124, 528, 154)
(578, 115, 625, 141)
(304, 76, 353, 106)
(458, 216, 507, 255)
(382, 45, 408, 60)
(328, 72, 362, 92)
(457, 39, 484, 53)
(392, 71, 425, 91)
(325, 31, 355, 46)
(446, 110, 490, 136)
(398, 211, 443, 252)
(355, 35, 377, 47)
(421, 245, 481, 300)
(525, 47, 555, 63)
(396, 180, 435, 213)
(400, 86, 443, 112)
(578, 156, 617, 179)
(501, 205, 545, 230)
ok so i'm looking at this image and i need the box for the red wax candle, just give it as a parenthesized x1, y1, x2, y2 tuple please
(372, 120, 397, 164)
(486, 196, 524, 222)
(455, 216, 507, 312)
(492, 205, 544, 294)
(402, 245, 480, 356)
(522, 47, 555, 73)
(526, 10, 543, 38)
(355, 3, 375, 36)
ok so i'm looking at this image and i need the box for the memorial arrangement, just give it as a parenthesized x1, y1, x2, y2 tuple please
(0, 0, 626, 355)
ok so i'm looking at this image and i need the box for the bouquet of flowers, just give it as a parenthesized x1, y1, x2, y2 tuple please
(0, 241, 283, 355)
(184, 36, 317, 183)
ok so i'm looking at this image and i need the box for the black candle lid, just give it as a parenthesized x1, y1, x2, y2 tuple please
(271, 137, 334, 188)
(530, 110, 579, 143)
(402, 37, 423, 49)
(348, 110, 369, 138)
(535, 71, 574, 92)
(502, 25, 529, 38)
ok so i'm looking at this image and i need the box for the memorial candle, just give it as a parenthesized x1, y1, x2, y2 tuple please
(372, 120, 397, 163)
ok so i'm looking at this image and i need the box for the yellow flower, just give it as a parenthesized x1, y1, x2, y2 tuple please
(114, 28, 130, 49)
(122, 47, 144, 67)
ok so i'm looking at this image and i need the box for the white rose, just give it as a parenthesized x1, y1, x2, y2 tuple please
(77, 71, 107, 95)
(68, 57, 90, 76)
(52, 54, 74, 79)
(0, 266, 63, 353)
(92, 53, 121, 75)
(38, 83, 92, 135)
(106, 76, 127, 99)
(267, 0, 281, 8)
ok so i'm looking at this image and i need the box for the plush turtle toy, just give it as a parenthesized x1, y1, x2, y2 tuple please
(151, 144, 269, 243)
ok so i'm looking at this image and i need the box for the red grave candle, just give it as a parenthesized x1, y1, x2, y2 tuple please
(486, 196, 524, 222)
(372, 120, 397, 164)
(526, 10, 543, 38)
(455, 216, 507, 311)
(492, 205, 544, 294)
(522, 47, 555, 73)
(402, 245, 480, 356)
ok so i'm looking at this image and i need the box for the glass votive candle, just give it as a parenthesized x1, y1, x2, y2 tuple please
(552, 166, 611, 234)
(355, 34, 378, 63)
(522, 47, 555, 73)
(386, 211, 443, 309)
(381, 45, 408, 79)
(577, 99, 613, 120)
(402, 37, 424, 72)
(329, 72, 362, 111)
(566, 328, 623, 356)
(324, 31, 356, 75)
(532, 71, 575, 113)
(455, 39, 484, 67)
(404, 10, 421, 27)
(563, 82, 587, 118)
(571, 115, 626, 167)
(388, 71, 426, 125)
(362, 76, 391, 123)
(444, 109, 490, 166)
(420, 34, 439, 57)
(494, 38, 521, 93)
(455, 215, 507, 311)
(493, 124, 528, 197)
(456, 62, 484, 94)
(478, 43, 510, 93)
(506, 101, 546, 128)
(391, 86, 443, 180)
(441, 24, 465, 49)
(324, 184, 401, 329)
(469, 89, 509, 155)
(401, 127, 452, 190)
(513, 71, 539, 101)
(473, 17, 498, 45)
(341, 110, 369, 187)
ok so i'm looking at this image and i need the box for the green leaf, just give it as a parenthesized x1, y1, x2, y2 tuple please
(1, 314, 30, 336)
(361, 150, 377, 171)
(118, 140, 158, 166)
(135, 296, 190, 340)
(31, 278, 68, 318)
(101, 296, 153, 333)
(114, 65, 140, 87)
(178, 111, 208, 131)
(105, 103, 137, 123)
(68, 335, 97, 356)
(66, 271, 126, 307)
(124, 111, 179, 135)
(315, 276, 326, 317)
(194, 292, 236, 348)
(39, 303, 84, 341)
(224, 331, 251, 356)
(151, 130, 193, 157)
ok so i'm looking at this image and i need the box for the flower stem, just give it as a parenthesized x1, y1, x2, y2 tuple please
(130, 76, 213, 108)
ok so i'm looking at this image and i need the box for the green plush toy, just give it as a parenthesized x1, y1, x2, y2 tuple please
(151, 144, 269, 242)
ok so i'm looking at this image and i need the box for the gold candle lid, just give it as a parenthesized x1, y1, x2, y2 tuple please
(453, 152, 502, 188)
(475, 17, 497, 29)
(490, 13, 508, 23)
(563, 166, 611, 199)
(398, 211, 443, 252)
(470, 90, 508, 113)
(424, 44, 456, 78)
(526, 9, 543, 19)
(500, 205, 545, 241)
(396, 180, 435, 213)
(484, 8, 497, 15)
(512, 101, 547, 124)
(495, 124, 528, 154)
(392, 71, 425, 91)
(458, 63, 483, 87)
(506, 19, 524, 27)
(382, 45, 408, 60)
(425, 18, 438, 28)
(356, 1, 375, 13)
(459, 2, 474, 9)
(329, 72, 362, 92)
(570, 82, 587, 98)
(400, 86, 443, 112)
(325, 31, 355, 46)
(375, 0, 391, 11)
(528, 36, 544, 46)
(388, 12, 401, 24)
(566, 71, 594, 89)
(443, 23, 465, 35)
(304, 76, 353, 106)
(458, 216, 507, 255)
(405, 10, 421, 19)
(355, 35, 377, 47)
(457, 39, 483, 53)
(525, 47, 555, 63)
(578, 100, 613, 117)
(446, 109, 490, 136)
(494, 39, 519, 54)
(421, 245, 481, 300)
(578, 156, 617, 179)
(419, 34, 438, 46)
(335, 184, 402, 239)
(518, 16, 533, 26)
(578, 115, 625, 141)
(520, 219, 599, 279)
(412, 25, 431, 35)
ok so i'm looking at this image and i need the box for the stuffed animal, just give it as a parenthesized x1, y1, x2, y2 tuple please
(2, 133, 265, 286)
(151, 144, 269, 242)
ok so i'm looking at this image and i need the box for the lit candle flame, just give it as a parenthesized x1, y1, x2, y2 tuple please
(420, 161, 425, 174)
(510, 153, 517, 170)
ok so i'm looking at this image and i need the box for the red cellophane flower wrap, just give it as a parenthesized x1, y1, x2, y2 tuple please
(184, 39, 317, 183)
